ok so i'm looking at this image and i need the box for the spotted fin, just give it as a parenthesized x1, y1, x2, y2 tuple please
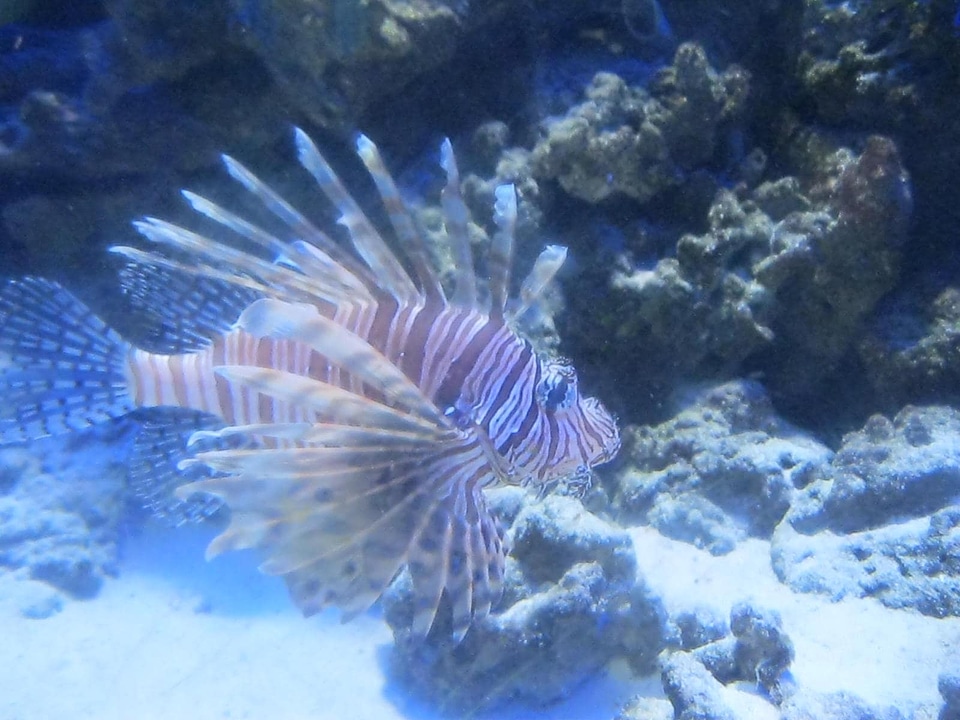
(119, 263, 260, 353)
(175, 301, 509, 635)
(178, 430, 506, 637)
(128, 408, 230, 525)
(406, 463, 506, 641)
(0, 277, 134, 444)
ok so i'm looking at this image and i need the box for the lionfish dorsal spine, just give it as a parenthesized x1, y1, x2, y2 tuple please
(510, 244, 568, 320)
(355, 134, 445, 303)
(218, 153, 349, 270)
(488, 183, 517, 319)
(124, 218, 352, 307)
(439, 137, 478, 309)
(294, 127, 419, 302)
(180, 188, 373, 300)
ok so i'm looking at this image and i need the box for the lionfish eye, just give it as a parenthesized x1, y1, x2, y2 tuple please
(536, 362, 577, 412)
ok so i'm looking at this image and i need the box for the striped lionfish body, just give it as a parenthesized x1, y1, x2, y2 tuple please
(0, 129, 620, 638)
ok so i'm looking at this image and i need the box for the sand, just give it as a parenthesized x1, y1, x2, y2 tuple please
(2, 523, 956, 720)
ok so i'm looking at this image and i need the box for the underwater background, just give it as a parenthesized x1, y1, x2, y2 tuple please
(1, 0, 959, 718)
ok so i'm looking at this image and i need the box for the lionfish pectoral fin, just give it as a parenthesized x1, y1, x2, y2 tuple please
(406, 469, 506, 640)
(178, 428, 505, 636)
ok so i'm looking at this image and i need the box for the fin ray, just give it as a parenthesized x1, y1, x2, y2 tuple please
(213, 365, 442, 434)
(237, 298, 449, 426)
(355, 134, 444, 300)
(440, 138, 478, 308)
(489, 184, 517, 319)
(295, 128, 418, 301)
(0, 278, 134, 443)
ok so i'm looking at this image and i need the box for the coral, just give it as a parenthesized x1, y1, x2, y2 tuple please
(578, 133, 910, 409)
(531, 43, 749, 204)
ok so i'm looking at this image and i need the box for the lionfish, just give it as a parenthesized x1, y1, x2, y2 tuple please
(0, 129, 620, 638)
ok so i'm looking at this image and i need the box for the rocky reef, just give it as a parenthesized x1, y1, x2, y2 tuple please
(0, 424, 130, 618)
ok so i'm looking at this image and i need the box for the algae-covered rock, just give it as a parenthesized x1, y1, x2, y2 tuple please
(660, 651, 738, 720)
(860, 286, 960, 411)
(581, 133, 911, 410)
(795, 0, 934, 129)
(227, 0, 466, 131)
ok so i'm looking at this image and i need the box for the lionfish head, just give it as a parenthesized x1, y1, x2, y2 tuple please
(524, 356, 620, 486)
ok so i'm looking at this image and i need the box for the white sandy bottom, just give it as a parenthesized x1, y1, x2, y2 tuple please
(3, 524, 957, 720)
(1, 525, 638, 720)
(630, 526, 960, 718)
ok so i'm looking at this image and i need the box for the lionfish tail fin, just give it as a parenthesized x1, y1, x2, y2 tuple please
(0, 277, 134, 443)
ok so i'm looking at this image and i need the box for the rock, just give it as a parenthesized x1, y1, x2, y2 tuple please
(381, 488, 666, 713)
(772, 406, 960, 616)
(0, 427, 129, 603)
(689, 602, 794, 704)
(226, 0, 465, 131)
(940, 670, 960, 720)
(660, 651, 737, 720)
(570, 130, 909, 413)
(0, 572, 64, 619)
(615, 694, 674, 720)
(780, 688, 906, 720)
(795, 0, 930, 128)
(611, 380, 831, 553)
(860, 286, 960, 411)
